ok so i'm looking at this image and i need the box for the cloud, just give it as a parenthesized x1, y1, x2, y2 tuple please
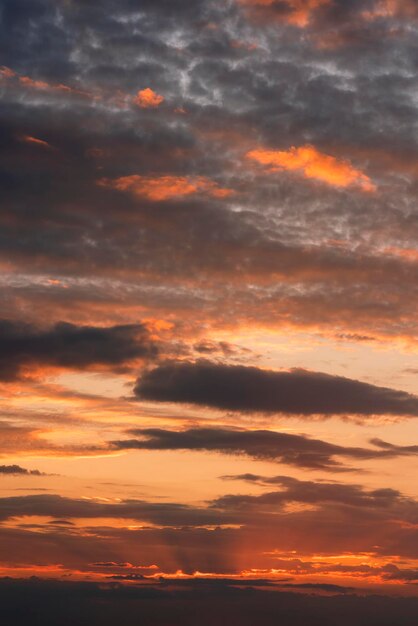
(363, 0, 418, 20)
(0, 64, 93, 99)
(369, 438, 418, 454)
(1, 27, 418, 348)
(0, 65, 16, 79)
(382, 564, 418, 582)
(18, 135, 52, 149)
(238, 0, 332, 28)
(112, 427, 418, 471)
(212, 474, 413, 511)
(247, 145, 375, 191)
(0, 475, 417, 572)
(1, 578, 418, 626)
(238, 1, 418, 49)
(2, 476, 405, 523)
(280, 582, 353, 592)
(98, 175, 234, 201)
(0, 423, 46, 455)
(0, 0, 418, 594)
(0, 494, 232, 528)
(134, 361, 418, 417)
(0, 421, 109, 458)
(91, 561, 158, 570)
(134, 88, 165, 108)
(0, 465, 44, 476)
(0, 320, 157, 381)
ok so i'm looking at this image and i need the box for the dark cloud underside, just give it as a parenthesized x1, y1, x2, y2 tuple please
(0, 579, 417, 626)
(112, 427, 418, 470)
(134, 361, 418, 416)
(0, 320, 156, 380)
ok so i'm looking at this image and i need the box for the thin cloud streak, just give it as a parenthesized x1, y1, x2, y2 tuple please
(112, 427, 418, 471)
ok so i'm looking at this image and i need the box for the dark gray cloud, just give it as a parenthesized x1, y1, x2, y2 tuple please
(0, 320, 157, 380)
(0, 476, 417, 568)
(382, 565, 418, 582)
(370, 438, 418, 454)
(0, 476, 413, 523)
(134, 361, 418, 417)
(212, 474, 413, 511)
(112, 427, 418, 471)
(0, 465, 44, 476)
(0, 578, 418, 626)
(91, 561, 134, 568)
(0, 493, 232, 527)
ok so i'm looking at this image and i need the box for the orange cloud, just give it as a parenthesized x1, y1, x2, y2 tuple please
(363, 0, 418, 20)
(383, 247, 418, 262)
(0, 65, 16, 79)
(18, 75, 91, 98)
(19, 135, 52, 149)
(238, 0, 331, 27)
(19, 76, 55, 90)
(246, 145, 376, 191)
(230, 39, 259, 51)
(98, 175, 234, 201)
(134, 88, 164, 109)
(0, 65, 95, 100)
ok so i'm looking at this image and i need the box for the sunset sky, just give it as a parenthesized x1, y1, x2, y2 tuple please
(1, 0, 418, 623)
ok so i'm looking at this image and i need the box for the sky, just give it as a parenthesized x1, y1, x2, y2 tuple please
(1, 0, 418, 622)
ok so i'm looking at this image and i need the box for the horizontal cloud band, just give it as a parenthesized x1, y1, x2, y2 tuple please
(134, 361, 418, 417)
(0, 320, 157, 381)
(112, 427, 418, 471)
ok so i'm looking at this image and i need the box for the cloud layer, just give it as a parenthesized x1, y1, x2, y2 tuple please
(0, 320, 157, 380)
(113, 427, 418, 471)
(0, 0, 417, 604)
(135, 361, 418, 417)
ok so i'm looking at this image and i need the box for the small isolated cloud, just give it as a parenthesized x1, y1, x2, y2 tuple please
(134, 88, 164, 108)
(247, 145, 375, 191)
(18, 135, 52, 149)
